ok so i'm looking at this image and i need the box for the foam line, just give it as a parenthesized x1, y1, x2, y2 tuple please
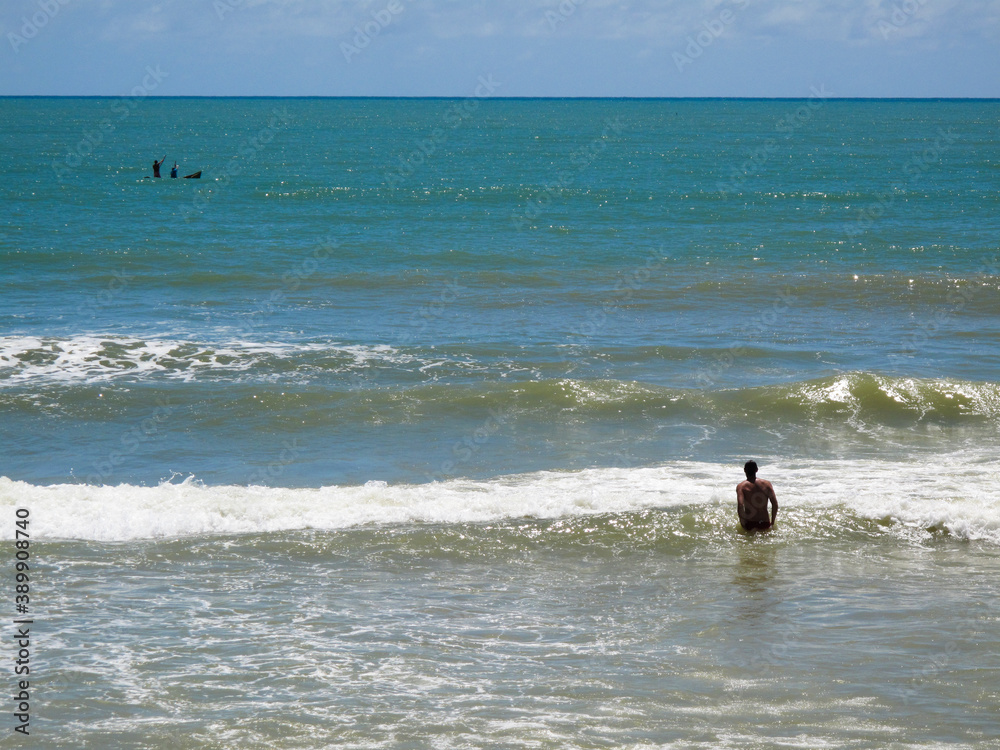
(2, 458, 997, 543)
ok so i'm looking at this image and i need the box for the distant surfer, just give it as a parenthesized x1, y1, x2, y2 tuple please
(170, 162, 178, 178)
(736, 460, 778, 531)
(152, 156, 166, 178)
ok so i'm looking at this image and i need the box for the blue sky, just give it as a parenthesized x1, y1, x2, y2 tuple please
(3, 0, 999, 97)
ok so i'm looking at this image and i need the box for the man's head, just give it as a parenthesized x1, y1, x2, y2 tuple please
(744, 460, 758, 478)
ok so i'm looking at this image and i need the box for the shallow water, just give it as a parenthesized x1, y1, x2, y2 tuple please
(2, 97, 999, 747)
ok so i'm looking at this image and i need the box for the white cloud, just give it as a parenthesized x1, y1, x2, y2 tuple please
(745, 0, 1000, 44)
(48, 0, 998, 48)
(4, 0, 998, 96)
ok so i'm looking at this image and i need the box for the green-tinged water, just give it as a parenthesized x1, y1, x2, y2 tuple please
(2, 97, 1000, 747)
(37, 516, 1000, 749)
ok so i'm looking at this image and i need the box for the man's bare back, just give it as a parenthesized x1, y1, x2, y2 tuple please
(736, 461, 778, 531)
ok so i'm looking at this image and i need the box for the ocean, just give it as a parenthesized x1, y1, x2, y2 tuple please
(1, 96, 999, 748)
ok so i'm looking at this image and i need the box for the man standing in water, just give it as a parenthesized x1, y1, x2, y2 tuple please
(736, 460, 778, 530)
(152, 156, 166, 178)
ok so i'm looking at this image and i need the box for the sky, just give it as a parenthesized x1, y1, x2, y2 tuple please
(2, 0, 999, 97)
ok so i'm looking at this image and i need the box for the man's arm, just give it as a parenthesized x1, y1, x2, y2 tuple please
(767, 483, 778, 526)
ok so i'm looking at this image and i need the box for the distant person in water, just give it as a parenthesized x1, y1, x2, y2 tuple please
(152, 156, 166, 178)
(736, 460, 778, 531)
(170, 162, 178, 178)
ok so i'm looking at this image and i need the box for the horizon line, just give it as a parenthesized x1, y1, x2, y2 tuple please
(2, 95, 999, 102)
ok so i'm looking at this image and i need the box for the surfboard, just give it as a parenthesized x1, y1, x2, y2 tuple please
(183, 171, 202, 179)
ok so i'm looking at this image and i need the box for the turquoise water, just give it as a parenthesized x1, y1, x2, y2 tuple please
(2, 98, 1000, 747)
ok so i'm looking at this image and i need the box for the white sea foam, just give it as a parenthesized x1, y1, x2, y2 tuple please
(2, 457, 997, 543)
(0, 335, 410, 383)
